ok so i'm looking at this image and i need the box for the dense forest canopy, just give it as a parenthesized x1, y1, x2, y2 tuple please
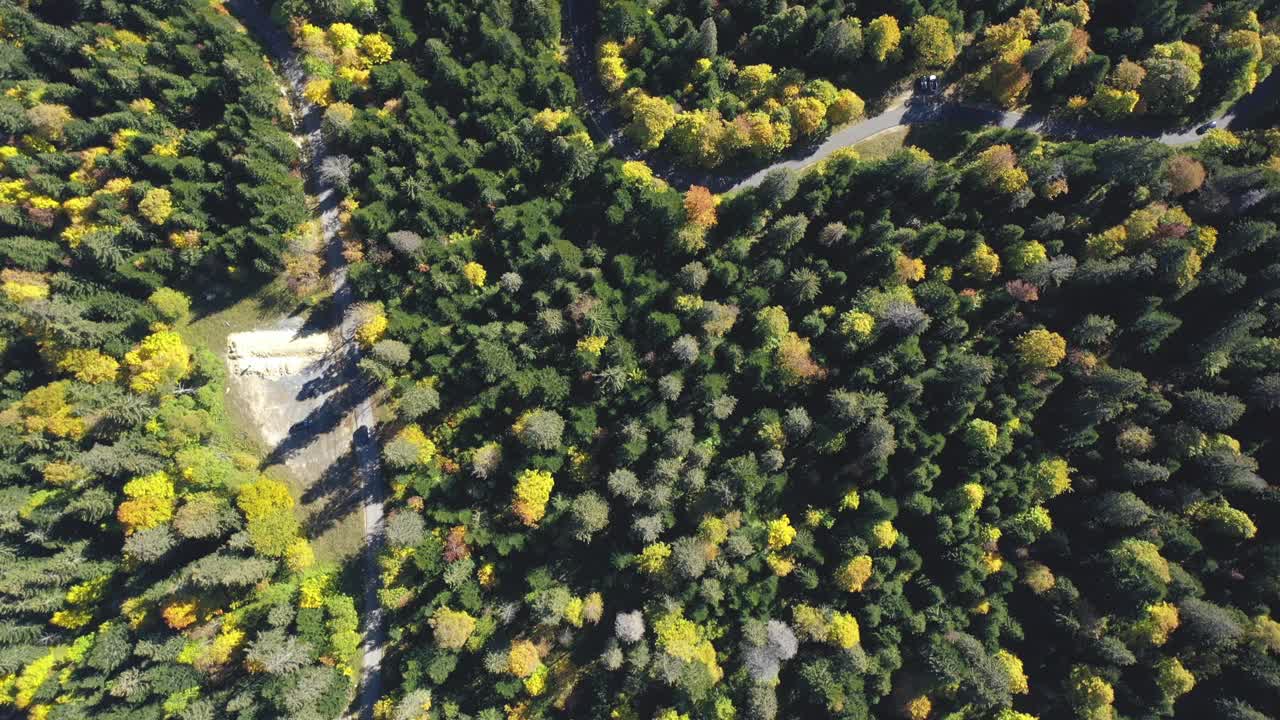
(592, 0, 1280, 169)
(0, 1, 357, 718)
(2, 0, 1280, 720)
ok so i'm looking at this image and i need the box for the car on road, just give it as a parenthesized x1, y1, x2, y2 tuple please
(1197, 120, 1218, 134)
(915, 74, 941, 94)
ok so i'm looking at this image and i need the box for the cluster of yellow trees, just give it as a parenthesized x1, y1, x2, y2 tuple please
(973, 4, 1279, 117)
(3, 135, 181, 250)
(299, 22, 395, 105)
(599, 43, 866, 167)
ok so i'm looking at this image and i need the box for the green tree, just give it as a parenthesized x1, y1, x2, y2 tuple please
(907, 16, 956, 68)
(867, 15, 902, 63)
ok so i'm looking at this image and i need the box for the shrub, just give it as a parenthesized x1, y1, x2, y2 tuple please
(147, 288, 191, 323)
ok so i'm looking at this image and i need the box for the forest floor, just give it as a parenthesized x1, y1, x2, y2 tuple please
(182, 280, 288, 457)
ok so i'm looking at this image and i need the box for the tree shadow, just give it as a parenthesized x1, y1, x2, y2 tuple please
(297, 345, 358, 401)
(296, 293, 343, 336)
(260, 375, 372, 468)
(301, 447, 362, 537)
(301, 425, 390, 550)
(354, 424, 390, 507)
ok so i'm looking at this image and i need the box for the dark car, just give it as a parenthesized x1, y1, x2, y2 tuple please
(1197, 120, 1218, 134)
(915, 74, 941, 94)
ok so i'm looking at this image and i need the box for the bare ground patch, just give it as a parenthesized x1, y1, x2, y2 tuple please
(226, 317, 366, 561)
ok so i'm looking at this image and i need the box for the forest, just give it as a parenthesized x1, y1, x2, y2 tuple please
(593, 0, 1280, 168)
(0, 0, 358, 718)
(2, 1, 1279, 720)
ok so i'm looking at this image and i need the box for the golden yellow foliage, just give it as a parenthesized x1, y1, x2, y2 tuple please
(838, 555, 873, 592)
(137, 187, 173, 225)
(767, 515, 796, 550)
(905, 695, 931, 720)
(163, 600, 199, 630)
(57, 349, 120, 384)
(124, 331, 192, 392)
(9, 381, 84, 439)
(463, 261, 487, 288)
(1015, 328, 1067, 369)
(507, 640, 542, 678)
(637, 542, 672, 573)
(512, 468, 554, 526)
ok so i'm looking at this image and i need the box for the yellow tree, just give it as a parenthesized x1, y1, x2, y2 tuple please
(598, 42, 628, 93)
(1068, 666, 1116, 720)
(462, 261, 487, 288)
(124, 331, 192, 392)
(624, 90, 676, 150)
(867, 16, 902, 62)
(776, 331, 824, 384)
(736, 64, 777, 99)
(1, 269, 50, 304)
(904, 696, 931, 720)
(978, 13, 1036, 106)
(963, 243, 1001, 281)
(826, 89, 866, 124)
(907, 16, 956, 67)
(138, 187, 173, 225)
(838, 555, 873, 592)
(787, 97, 827, 136)
(1088, 87, 1139, 120)
(360, 33, 393, 64)
(969, 145, 1029, 193)
(668, 109, 731, 167)
(57, 349, 120, 384)
(355, 303, 388, 348)
(117, 471, 176, 533)
(1015, 328, 1067, 369)
(653, 608, 723, 684)
(767, 515, 796, 550)
(512, 469, 554, 526)
(7, 381, 86, 439)
(828, 612, 860, 649)
(237, 476, 301, 557)
(163, 600, 199, 630)
(507, 640, 543, 677)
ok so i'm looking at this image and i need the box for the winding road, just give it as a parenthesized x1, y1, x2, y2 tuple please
(564, 0, 1278, 193)
(225, 2, 388, 718)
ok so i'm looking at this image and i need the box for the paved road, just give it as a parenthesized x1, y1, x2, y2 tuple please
(225, 2, 388, 718)
(564, 0, 1278, 193)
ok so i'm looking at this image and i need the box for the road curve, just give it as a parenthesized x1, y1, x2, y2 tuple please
(224, 2, 388, 718)
(564, 0, 1277, 194)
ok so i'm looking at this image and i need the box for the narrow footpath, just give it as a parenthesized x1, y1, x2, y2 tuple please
(224, 2, 387, 718)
